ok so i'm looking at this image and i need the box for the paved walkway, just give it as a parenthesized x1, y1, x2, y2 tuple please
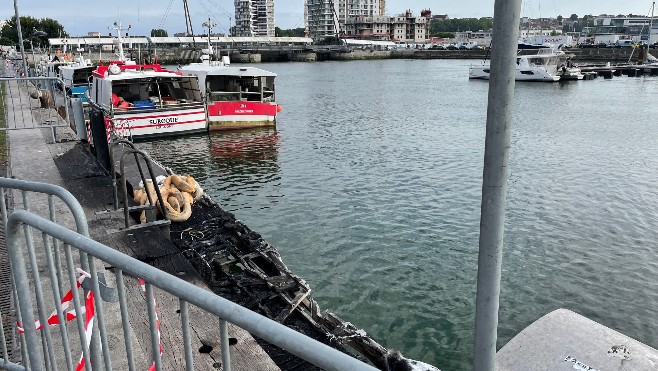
(0, 66, 279, 370)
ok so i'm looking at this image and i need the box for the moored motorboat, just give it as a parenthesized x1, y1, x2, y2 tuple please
(469, 47, 571, 82)
(87, 22, 206, 140)
(180, 26, 280, 131)
(58, 56, 95, 103)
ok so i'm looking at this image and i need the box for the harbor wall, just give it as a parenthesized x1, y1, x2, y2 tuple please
(23, 46, 653, 66)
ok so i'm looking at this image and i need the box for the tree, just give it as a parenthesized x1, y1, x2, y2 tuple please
(275, 27, 305, 37)
(150, 29, 168, 37)
(0, 16, 67, 47)
(429, 17, 493, 34)
(569, 14, 578, 21)
(431, 32, 455, 38)
(557, 15, 563, 25)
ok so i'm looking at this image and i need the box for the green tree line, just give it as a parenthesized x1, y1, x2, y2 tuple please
(275, 27, 305, 37)
(0, 16, 67, 47)
(430, 18, 494, 36)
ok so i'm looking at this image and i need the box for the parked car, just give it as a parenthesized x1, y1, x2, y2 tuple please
(578, 43, 595, 48)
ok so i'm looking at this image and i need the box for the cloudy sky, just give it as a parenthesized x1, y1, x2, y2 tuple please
(1, 0, 653, 37)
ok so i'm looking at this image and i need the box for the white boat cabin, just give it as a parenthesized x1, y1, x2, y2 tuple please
(88, 63, 207, 138)
(181, 62, 279, 130)
(183, 65, 277, 104)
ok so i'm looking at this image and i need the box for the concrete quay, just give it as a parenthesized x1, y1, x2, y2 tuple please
(0, 70, 281, 369)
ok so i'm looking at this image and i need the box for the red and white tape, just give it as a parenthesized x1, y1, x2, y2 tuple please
(17, 269, 93, 371)
(18, 270, 162, 371)
(85, 120, 94, 145)
(139, 278, 163, 371)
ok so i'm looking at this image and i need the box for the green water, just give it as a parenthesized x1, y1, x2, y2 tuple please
(144, 59, 658, 370)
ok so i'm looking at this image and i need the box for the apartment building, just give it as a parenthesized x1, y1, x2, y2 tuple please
(306, 0, 385, 39)
(234, 0, 275, 37)
(344, 9, 431, 43)
(593, 14, 657, 37)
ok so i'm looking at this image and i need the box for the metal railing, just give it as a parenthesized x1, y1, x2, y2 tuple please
(107, 139, 172, 234)
(0, 75, 71, 143)
(0, 177, 107, 371)
(5, 209, 378, 371)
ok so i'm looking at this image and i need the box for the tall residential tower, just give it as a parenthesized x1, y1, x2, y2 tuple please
(306, 0, 385, 39)
(234, 0, 275, 37)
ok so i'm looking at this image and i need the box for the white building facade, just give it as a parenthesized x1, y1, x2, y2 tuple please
(344, 10, 431, 43)
(306, 0, 340, 39)
(234, 0, 275, 37)
(307, 0, 385, 39)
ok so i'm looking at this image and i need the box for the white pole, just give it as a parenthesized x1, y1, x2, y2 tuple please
(472, 0, 522, 369)
(648, 2, 655, 64)
(13, 0, 28, 76)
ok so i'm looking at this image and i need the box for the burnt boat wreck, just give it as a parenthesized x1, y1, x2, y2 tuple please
(110, 141, 440, 371)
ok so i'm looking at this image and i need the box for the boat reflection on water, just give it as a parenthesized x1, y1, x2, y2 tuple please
(207, 128, 282, 211)
(209, 128, 280, 163)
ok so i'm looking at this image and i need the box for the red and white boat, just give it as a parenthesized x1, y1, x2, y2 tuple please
(180, 42, 280, 131)
(88, 23, 206, 140)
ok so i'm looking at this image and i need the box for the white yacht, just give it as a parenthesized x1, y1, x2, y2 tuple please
(469, 48, 575, 82)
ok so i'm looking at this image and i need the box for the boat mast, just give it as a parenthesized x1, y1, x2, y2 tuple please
(649, 2, 655, 64)
(473, 0, 522, 369)
(182, 0, 197, 47)
(112, 21, 126, 62)
(202, 18, 217, 61)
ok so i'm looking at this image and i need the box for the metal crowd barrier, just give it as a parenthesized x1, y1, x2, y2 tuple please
(5, 210, 378, 371)
(0, 177, 106, 371)
(0, 177, 376, 371)
(0, 75, 70, 143)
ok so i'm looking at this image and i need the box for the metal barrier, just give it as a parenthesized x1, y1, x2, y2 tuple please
(5, 209, 378, 371)
(0, 74, 71, 144)
(0, 177, 107, 371)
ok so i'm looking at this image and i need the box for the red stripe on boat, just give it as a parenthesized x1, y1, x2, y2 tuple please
(207, 101, 277, 117)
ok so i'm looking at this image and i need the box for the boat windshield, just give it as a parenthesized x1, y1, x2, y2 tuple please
(110, 76, 203, 112)
(72, 67, 95, 86)
(206, 75, 275, 103)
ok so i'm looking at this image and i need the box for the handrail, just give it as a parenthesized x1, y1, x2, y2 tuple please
(120, 148, 169, 229)
(7, 210, 378, 371)
(0, 177, 88, 236)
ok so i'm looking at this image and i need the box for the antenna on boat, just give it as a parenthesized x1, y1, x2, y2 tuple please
(202, 17, 217, 63)
(111, 21, 126, 62)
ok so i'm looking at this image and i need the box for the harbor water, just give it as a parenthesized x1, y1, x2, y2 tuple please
(144, 59, 658, 370)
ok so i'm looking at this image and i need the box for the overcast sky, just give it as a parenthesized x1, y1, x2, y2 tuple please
(1, 0, 653, 37)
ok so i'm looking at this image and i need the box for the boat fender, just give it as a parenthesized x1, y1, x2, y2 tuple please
(276, 105, 282, 113)
(108, 64, 121, 75)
